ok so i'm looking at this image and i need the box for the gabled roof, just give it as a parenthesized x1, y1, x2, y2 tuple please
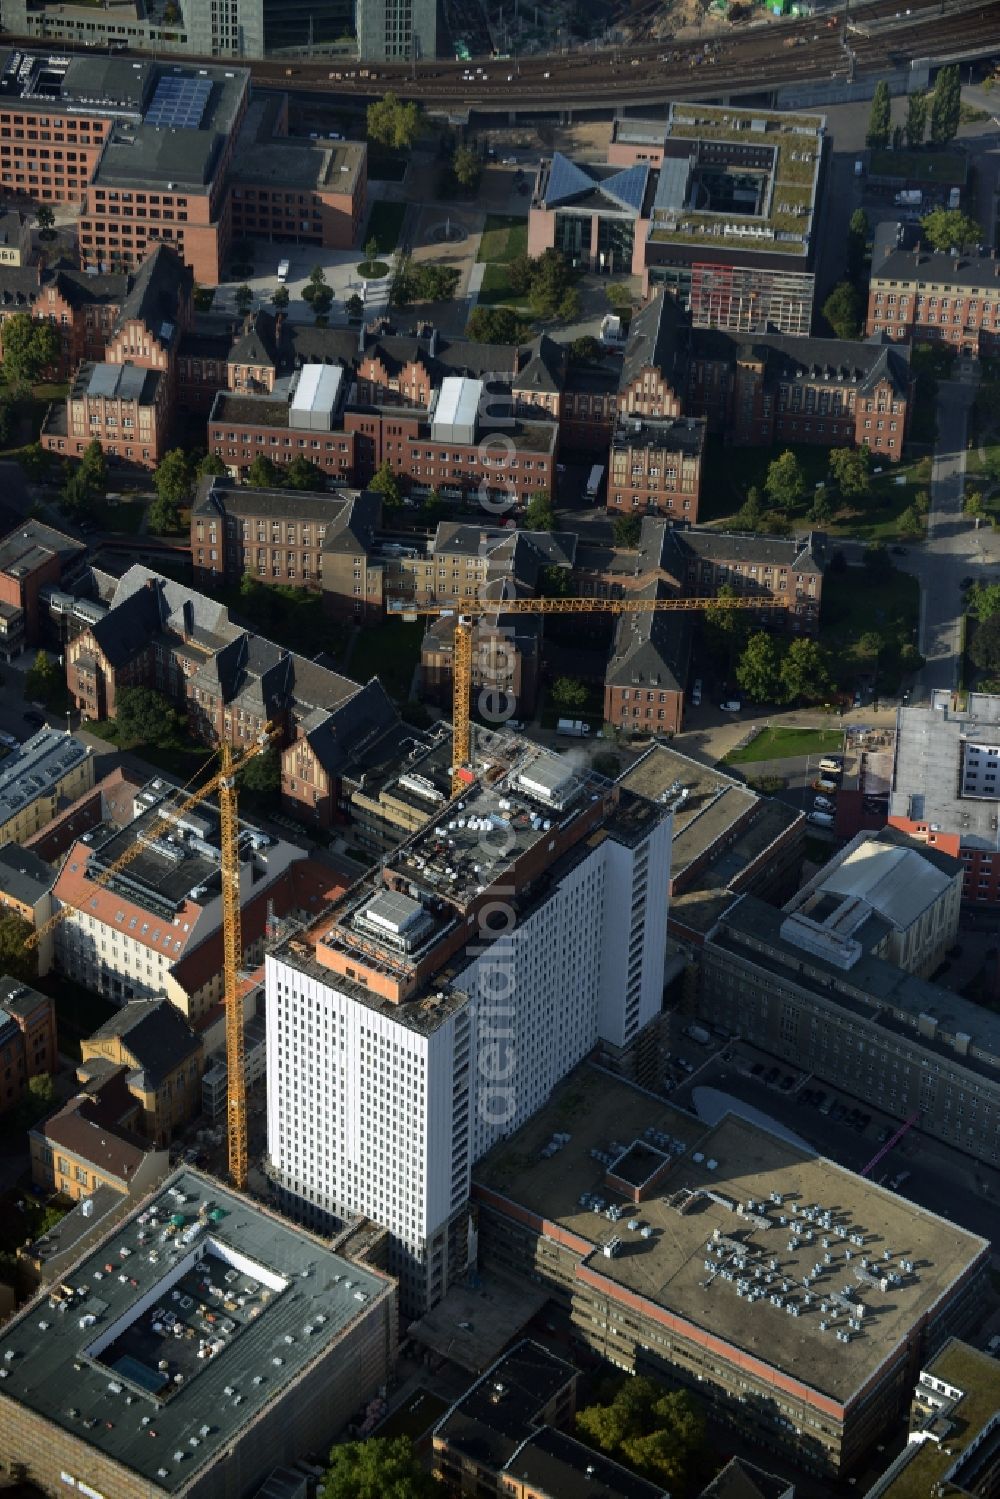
(0, 843, 54, 906)
(114, 243, 191, 345)
(86, 998, 200, 1089)
(606, 580, 691, 692)
(620, 291, 688, 393)
(515, 334, 567, 395)
(699, 1457, 793, 1499)
(301, 678, 406, 777)
(229, 308, 283, 368)
(677, 527, 825, 574)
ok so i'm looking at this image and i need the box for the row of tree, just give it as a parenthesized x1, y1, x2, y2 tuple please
(866, 66, 962, 150)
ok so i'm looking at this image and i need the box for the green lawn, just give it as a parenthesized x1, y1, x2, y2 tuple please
(868, 147, 966, 184)
(364, 200, 407, 256)
(724, 726, 844, 765)
(87, 717, 219, 783)
(477, 215, 528, 264)
(698, 438, 830, 526)
(349, 618, 424, 702)
(93, 494, 147, 534)
(477, 261, 529, 308)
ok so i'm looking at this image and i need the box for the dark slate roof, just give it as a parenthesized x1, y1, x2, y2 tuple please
(678, 526, 825, 575)
(503, 1426, 669, 1499)
(89, 584, 164, 668)
(0, 264, 42, 310)
(872, 246, 1000, 290)
(302, 678, 407, 778)
(0, 976, 51, 1021)
(606, 579, 691, 692)
(87, 998, 200, 1089)
(621, 291, 688, 393)
(515, 333, 567, 395)
(192, 476, 369, 530)
(435, 1341, 577, 1474)
(229, 308, 282, 368)
(114, 243, 191, 345)
(0, 844, 55, 905)
(693, 327, 910, 399)
(699, 1457, 793, 1499)
(53, 265, 128, 310)
(321, 491, 382, 556)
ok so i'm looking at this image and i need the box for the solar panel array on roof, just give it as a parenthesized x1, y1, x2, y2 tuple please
(601, 164, 649, 215)
(86, 364, 150, 402)
(145, 73, 212, 130)
(117, 365, 148, 401)
(544, 152, 597, 207)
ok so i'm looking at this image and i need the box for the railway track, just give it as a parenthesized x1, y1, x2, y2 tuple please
(3, 0, 997, 107)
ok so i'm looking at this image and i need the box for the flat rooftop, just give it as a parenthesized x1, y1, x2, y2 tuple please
(868, 1338, 1000, 1499)
(0, 1169, 390, 1493)
(713, 894, 1000, 1079)
(0, 729, 90, 827)
(230, 95, 365, 193)
(891, 692, 1000, 849)
(474, 1067, 988, 1409)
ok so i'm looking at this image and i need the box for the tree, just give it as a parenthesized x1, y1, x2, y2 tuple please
(234, 284, 254, 316)
(703, 583, 750, 670)
(368, 459, 403, 509)
(538, 563, 572, 597)
(551, 676, 588, 712)
(80, 438, 107, 495)
(829, 444, 871, 500)
(422, 486, 445, 521)
(366, 93, 423, 150)
(506, 253, 535, 297)
(858, 629, 883, 664)
(734, 486, 764, 532)
(246, 455, 285, 489)
(905, 90, 927, 148)
(897, 502, 925, 537)
(115, 686, 178, 748)
(576, 1379, 706, 1492)
(148, 494, 181, 534)
(35, 203, 55, 240)
(272, 284, 290, 311)
(24, 649, 62, 709)
(452, 144, 480, 189)
(891, 124, 904, 152)
(780, 637, 830, 703)
(239, 745, 281, 795)
(319, 1434, 439, 1499)
(524, 492, 556, 531)
(15, 1072, 56, 1131)
(284, 455, 326, 491)
(569, 335, 602, 364)
(365, 236, 379, 265)
(60, 466, 96, 520)
(964, 488, 984, 518)
(302, 265, 332, 311)
(920, 206, 982, 252)
(197, 452, 228, 478)
(526, 249, 576, 320)
(612, 515, 642, 548)
(969, 613, 1000, 673)
(467, 306, 528, 343)
(0, 911, 38, 986)
(346, 292, 364, 320)
(866, 81, 891, 148)
(0, 397, 11, 449)
(967, 581, 1000, 619)
(736, 631, 782, 703)
(154, 448, 194, 508)
(809, 487, 834, 524)
(0, 313, 62, 389)
(930, 63, 961, 144)
(847, 208, 869, 284)
(823, 280, 862, 339)
(556, 287, 582, 323)
(765, 450, 807, 512)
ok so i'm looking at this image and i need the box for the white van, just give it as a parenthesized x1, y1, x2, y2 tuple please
(815, 776, 839, 794)
(277, 258, 290, 282)
(818, 756, 843, 775)
(807, 810, 834, 828)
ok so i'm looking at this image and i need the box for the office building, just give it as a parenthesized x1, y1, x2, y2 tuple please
(266, 739, 671, 1314)
(0, 1168, 397, 1499)
(0, 729, 94, 846)
(0, 976, 56, 1115)
(890, 691, 1000, 905)
(699, 890, 1000, 1167)
(784, 828, 962, 978)
(432, 1340, 669, 1499)
(531, 106, 825, 335)
(473, 1064, 989, 1476)
(356, 0, 437, 63)
(863, 1338, 1000, 1499)
(867, 244, 1000, 356)
(78, 999, 203, 1144)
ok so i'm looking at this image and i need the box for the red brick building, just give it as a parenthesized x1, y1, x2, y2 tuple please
(0, 977, 57, 1116)
(867, 246, 1000, 356)
(0, 518, 86, 648)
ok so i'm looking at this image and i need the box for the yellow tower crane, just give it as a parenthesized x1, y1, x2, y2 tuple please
(394, 593, 786, 796)
(26, 725, 278, 1191)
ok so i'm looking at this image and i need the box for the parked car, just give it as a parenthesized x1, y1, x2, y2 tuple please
(814, 795, 836, 812)
(720, 699, 742, 713)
